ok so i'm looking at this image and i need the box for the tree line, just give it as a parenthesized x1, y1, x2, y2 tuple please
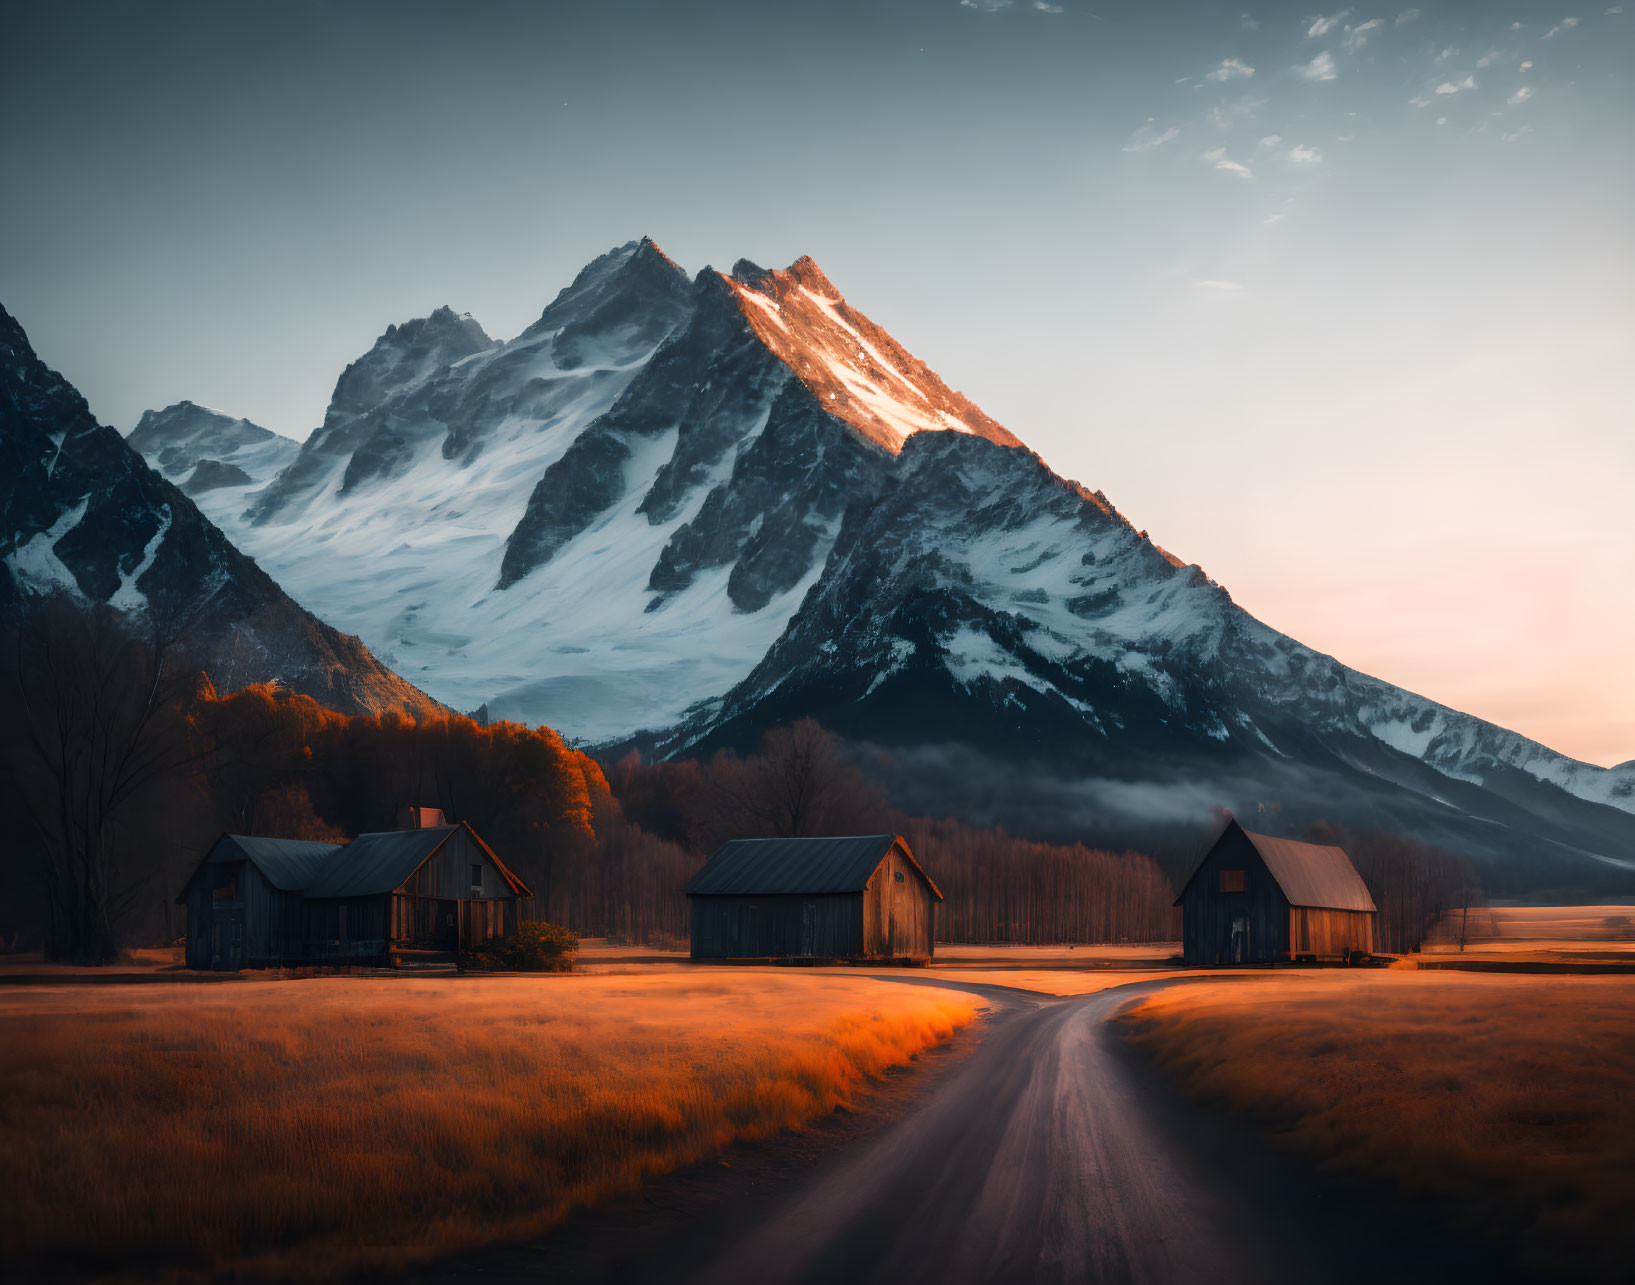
(0, 598, 1470, 961)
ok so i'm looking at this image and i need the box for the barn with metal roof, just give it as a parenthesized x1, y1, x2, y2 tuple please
(1173, 819, 1377, 965)
(177, 818, 529, 970)
(685, 834, 942, 962)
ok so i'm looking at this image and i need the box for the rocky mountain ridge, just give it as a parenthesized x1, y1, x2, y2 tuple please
(0, 303, 441, 719)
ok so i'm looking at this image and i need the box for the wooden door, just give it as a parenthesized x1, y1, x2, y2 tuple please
(212, 917, 244, 970)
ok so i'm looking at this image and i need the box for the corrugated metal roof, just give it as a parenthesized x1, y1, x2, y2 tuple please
(1242, 828, 1376, 912)
(687, 835, 942, 898)
(211, 834, 342, 892)
(302, 826, 456, 899)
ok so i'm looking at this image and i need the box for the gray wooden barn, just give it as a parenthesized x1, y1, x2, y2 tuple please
(1174, 819, 1377, 965)
(177, 819, 530, 970)
(686, 834, 941, 962)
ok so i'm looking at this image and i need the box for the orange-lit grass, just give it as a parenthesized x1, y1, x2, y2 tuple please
(1117, 973, 1635, 1279)
(0, 973, 980, 1280)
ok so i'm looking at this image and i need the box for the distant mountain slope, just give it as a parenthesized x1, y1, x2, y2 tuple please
(128, 401, 298, 497)
(654, 429, 1635, 887)
(0, 303, 441, 718)
(125, 240, 1634, 891)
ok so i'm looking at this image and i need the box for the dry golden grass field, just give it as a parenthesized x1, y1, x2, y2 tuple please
(1117, 972, 1635, 1280)
(0, 973, 980, 1281)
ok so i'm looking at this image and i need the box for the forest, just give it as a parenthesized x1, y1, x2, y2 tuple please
(0, 599, 1471, 962)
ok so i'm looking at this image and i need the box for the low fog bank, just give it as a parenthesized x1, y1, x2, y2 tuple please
(844, 737, 1633, 903)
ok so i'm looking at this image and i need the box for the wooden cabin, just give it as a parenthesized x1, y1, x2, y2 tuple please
(686, 834, 941, 962)
(1174, 819, 1377, 965)
(177, 819, 530, 970)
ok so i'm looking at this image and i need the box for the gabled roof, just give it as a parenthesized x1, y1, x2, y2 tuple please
(181, 821, 531, 901)
(685, 834, 943, 900)
(1174, 820, 1376, 912)
(204, 834, 342, 892)
(303, 825, 459, 899)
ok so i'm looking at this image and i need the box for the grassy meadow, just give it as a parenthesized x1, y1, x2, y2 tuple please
(1117, 972, 1635, 1280)
(0, 972, 980, 1280)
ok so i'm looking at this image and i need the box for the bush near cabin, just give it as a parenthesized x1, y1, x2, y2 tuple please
(473, 921, 579, 971)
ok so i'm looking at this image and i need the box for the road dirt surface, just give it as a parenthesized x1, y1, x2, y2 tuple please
(425, 977, 1535, 1285)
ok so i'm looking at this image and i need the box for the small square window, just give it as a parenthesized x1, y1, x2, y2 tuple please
(470, 863, 483, 890)
(1219, 869, 1246, 893)
(894, 870, 904, 882)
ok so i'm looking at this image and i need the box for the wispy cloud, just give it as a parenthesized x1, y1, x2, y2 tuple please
(1306, 9, 1352, 37)
(1395, 7, 1420, 21)
(1543, 16, 1581, 37)
(1509, 85, 1534, 103)
(1343, 17, 1384, 51)
(1241, 12, 1260, 29)
(1258, 133, 1284, 149)
(1204, 146, 1255, 178)
(1207, 57, 1256, 81)
(1204, 94, 1268, 128)
(1194, 279, 1245, 291)
(1287, 143, 1324, 163)
(1123, 119, 1180, 152)
(1296, 50, 1339, 80)
(1409, 94, 1432, 106)
(960, 0, 1065, 10)
(1435, 75, 1476, 94)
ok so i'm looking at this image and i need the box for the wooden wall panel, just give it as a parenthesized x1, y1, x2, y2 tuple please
(1179, 827, 1290, 965)
(689, 894, 863, 960)
(861, 844, 936, 958)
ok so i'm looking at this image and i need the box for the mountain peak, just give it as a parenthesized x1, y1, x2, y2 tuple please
(718, 256, 1024, 455)
(522, 237, 692, 343)
(783, 254, 839, 297)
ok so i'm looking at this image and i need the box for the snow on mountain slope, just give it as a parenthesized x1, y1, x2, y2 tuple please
(127, 401, 297, 501)
(726, 256, 1023, 453)
(0, 302, 441, 719)
(245, 305, 498, 525)
(668, 429, 1635, 850)
(158, 240, 1025, 735)
(129, 239, 1633, 858)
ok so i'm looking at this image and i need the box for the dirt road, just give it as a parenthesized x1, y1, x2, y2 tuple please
(431, 978, 1534, 1285)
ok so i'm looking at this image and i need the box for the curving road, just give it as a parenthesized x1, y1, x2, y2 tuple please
(432, 977, 1535, 1285)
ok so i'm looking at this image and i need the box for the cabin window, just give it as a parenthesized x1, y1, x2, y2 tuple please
(894, 871, 904, 882)
(470, 863, 483, 891)
(213, 875, 238, 901)
(1219, 869, 1246, 893)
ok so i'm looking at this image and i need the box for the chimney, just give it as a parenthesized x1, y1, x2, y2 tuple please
(396, 805, 447, 830)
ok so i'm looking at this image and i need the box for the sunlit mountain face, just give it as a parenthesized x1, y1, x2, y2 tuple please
(119, 240, 1635, 895)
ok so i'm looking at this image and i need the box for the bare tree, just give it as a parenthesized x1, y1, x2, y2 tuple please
(1, 598, 198, 962)
(690, 720, 887, 848)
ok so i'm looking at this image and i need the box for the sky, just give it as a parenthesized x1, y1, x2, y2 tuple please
(1, 0, 1631, 766)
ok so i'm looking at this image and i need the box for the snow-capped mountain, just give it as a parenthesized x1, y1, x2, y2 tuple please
(128, 240, 1635, 886)
(180, 240, 1020, 735)
(127, 401, 298, 497)
(0, 303, 440, 718)
(656, 429, 1635, 885)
